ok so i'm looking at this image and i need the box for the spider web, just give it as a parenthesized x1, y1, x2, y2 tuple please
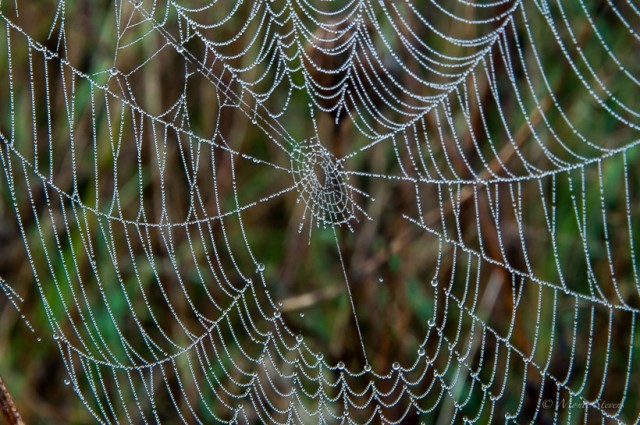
(0, 0, 639, 423)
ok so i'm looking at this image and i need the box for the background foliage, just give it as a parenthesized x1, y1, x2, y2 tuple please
(1, 0, 640, 423)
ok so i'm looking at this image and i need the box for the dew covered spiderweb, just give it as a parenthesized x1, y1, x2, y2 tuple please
(1, 0, 640, 423)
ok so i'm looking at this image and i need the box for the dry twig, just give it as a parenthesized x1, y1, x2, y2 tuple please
(279, 285, 344, 313)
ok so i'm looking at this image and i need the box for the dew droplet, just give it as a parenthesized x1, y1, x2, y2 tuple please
(337, 361, 345, 370)
(296, 335, 303, 343)
(110, 67, 118, 76)
(316, 353, 324, 361)
(428, 319, 435, 327)
(274, 311, 281, 319)
(53, 333, 59, 340)
(418, 347, 425, 357)
(392, 362, 400, 371)
(133, 0, 142, 7)
(256, 263, 265, 272)
(364, 364, 371, 372)
(64, 379, 70, 386)
(299, 313, 305, 318)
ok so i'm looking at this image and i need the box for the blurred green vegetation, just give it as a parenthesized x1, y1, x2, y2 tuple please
(0, 0, 640, 423)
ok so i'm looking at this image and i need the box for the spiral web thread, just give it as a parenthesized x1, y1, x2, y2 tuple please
(1, 0, 640, 423)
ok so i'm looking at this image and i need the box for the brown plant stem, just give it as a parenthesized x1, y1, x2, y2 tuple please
(0, 376, 25, 425)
